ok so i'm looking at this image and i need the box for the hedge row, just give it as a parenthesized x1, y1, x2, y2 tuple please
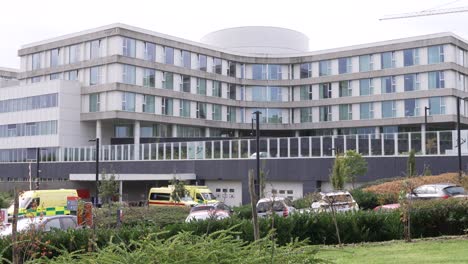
(1, 199, 467, 262)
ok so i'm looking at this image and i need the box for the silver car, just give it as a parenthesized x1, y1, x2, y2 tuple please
(408, 183, 467, 200)
(0, 215, 78, 237)
(256, 197, 296, 217)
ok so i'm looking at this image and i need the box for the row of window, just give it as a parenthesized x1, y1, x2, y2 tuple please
(0, 120, 57, 138)
(0, 93, 58, 113)
(299, 97, 446, 123)
(0, 147, 59, 163)
(299, 71, 447, 100)
(115, 124, 205, 138)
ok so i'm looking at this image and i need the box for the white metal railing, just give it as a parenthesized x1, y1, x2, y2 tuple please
(2, 129, 468, 163)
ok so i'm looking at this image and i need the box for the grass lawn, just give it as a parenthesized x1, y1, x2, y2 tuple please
(316, 236, 468, 264)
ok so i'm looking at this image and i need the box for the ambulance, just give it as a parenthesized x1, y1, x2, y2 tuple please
(148, 187, 197, 207)
(7, 189, 78, 217)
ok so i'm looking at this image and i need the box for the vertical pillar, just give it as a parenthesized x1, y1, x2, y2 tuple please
(134, 121, 140, 160)
(421, 124, 426, 155)
(333, 128, 338, 135)
(172, 124, 178, 138)
(234, 130, 239, 138)
(294, 130, 300, 137)
(119, 181, 123, 203)
(205, 127, 210, 137)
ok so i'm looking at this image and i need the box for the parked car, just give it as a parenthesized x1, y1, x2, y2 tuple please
(407, 183, 468, 200)
(311, 191, 359, 213)
(185, 202, 232, 222)
(256, 197, 296, 217)
(0, 215, 78, 237)
(373, 203, 400, 211)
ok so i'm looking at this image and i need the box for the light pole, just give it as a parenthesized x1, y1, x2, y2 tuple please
(456, 97, 468, 182)
(252, 111, 261, 198)
(89, 138, 100, 206)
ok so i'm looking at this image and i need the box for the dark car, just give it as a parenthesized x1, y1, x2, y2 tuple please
(407, 183, 467, 200)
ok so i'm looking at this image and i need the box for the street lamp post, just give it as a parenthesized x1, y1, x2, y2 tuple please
(456, 97, 468, 182)
(89, 138, 100, 206)
(253, 111, 261, 199)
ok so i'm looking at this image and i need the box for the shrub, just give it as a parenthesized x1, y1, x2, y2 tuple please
(233, 204, 252, 219)
(350, 189, 379, 210)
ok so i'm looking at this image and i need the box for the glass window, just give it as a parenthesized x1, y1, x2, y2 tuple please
(338, 57, 352, 74)
(404, 74, 420, 91)
(213, 58, 222, 74)
(359, 79, 373, 96)
(339, 81, 352, 97)
(212, 81, 221, 97)
(32, 53, 41, 70)
(31, 76, 41, 83)
(300, 108, 312, 123)
(227, 106, 236, 123)
(50, 49, 59, 67)
(182, 50, 191, 68)
(428, 71, 445, 89)
(382, 101, 396, 118)
(121, 92, 135, 112)
(228, 61, 236, 77)
(122, 38, 136, 57)
(404, 99, 419, 117)
(122, 65, 136, 85)
(163, 72, 173, 89)
(90, 66, 100, 85)
(89, 93, 100, 112)
(403, 48, 419, 66)
(339, 104, 352, 120)
(50, 73, 60, 80)
(429, 97, 446, 115)
(381, 76, 396, 93)
(198, 54, 207, 71)
(176, 125, 204, 138)
(67, 70, 78, 81)
(360, 103, 374, 119)
(252, 64, 266, 80)
(212, 104, 222, 121)
(196, 102, 206, 119)
(381, 51, 395, 69)
(114, 125, 133, 138)
(181, 75, 191, 92)
(197, 78, 206, 95)
(269, 86, 282, 101)
(319, 106, 332, 122)
(319, 60, 331, 76)
(143, 69, 155, 88)
(300, 85, 313, 100)
(164, 47, 174, 65)
(268, 65, 282, 80)
(359, 55, 373, 72)
(428, 45, 444, 64)
(179, 100, 191, 117)
(69, 44, 80, 64)
(90, 40, 100, 60)
(143, 95, 155, 113)
(319, 83, 332, 99)
(267, 109, 282, 123)
(300, 63, 312, 79)
(162, 97, 173, 116)
(228, 84, 236, 100)
(252, 86, 266, 101)
(144, 42, 156, 62)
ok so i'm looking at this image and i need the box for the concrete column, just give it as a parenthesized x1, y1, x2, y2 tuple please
(375, 126, 381, 139)
(333, 128, 338, 135)
(134, 121, 140, 160)
(421, 124, 426, 155)
(234, 130, 239, 137)
(172, 124, 178, 137)
(205, 127, 210, 137)
(295, 130, 300, 137)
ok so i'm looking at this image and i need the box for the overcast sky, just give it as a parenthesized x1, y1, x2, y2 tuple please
(1, 0, 468, 69)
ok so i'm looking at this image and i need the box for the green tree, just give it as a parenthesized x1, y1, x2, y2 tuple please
(99, 170, 120, 204)
(407, 149, 416, 177)
(343, 150, 368, 189)
(170, 177, 187, 202)
(330, 154, 347, 190)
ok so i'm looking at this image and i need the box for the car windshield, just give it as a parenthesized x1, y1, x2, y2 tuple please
(444, 186, 466, 195)
(180, 196, 194, 202)
(323, 194, 353, 203)
(201, 193, 216, 200)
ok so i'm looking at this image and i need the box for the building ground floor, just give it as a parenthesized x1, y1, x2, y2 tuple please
(0, 155, 465, 206)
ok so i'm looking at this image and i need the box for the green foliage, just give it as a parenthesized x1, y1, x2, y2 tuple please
(233, 204, 252, 219)
(170, 177, 187, 202)
(350, 189, 379, 210)
(293, 193, 321, 209)
(330, 155, 347, 190)
(423, 163, 432, 176)
(0, 192, 12, 208)
(99, 170, 120, 204)
(407, 149, 416, 177)
(94, 206, 190, 228)
(343, 150, 368, 188)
